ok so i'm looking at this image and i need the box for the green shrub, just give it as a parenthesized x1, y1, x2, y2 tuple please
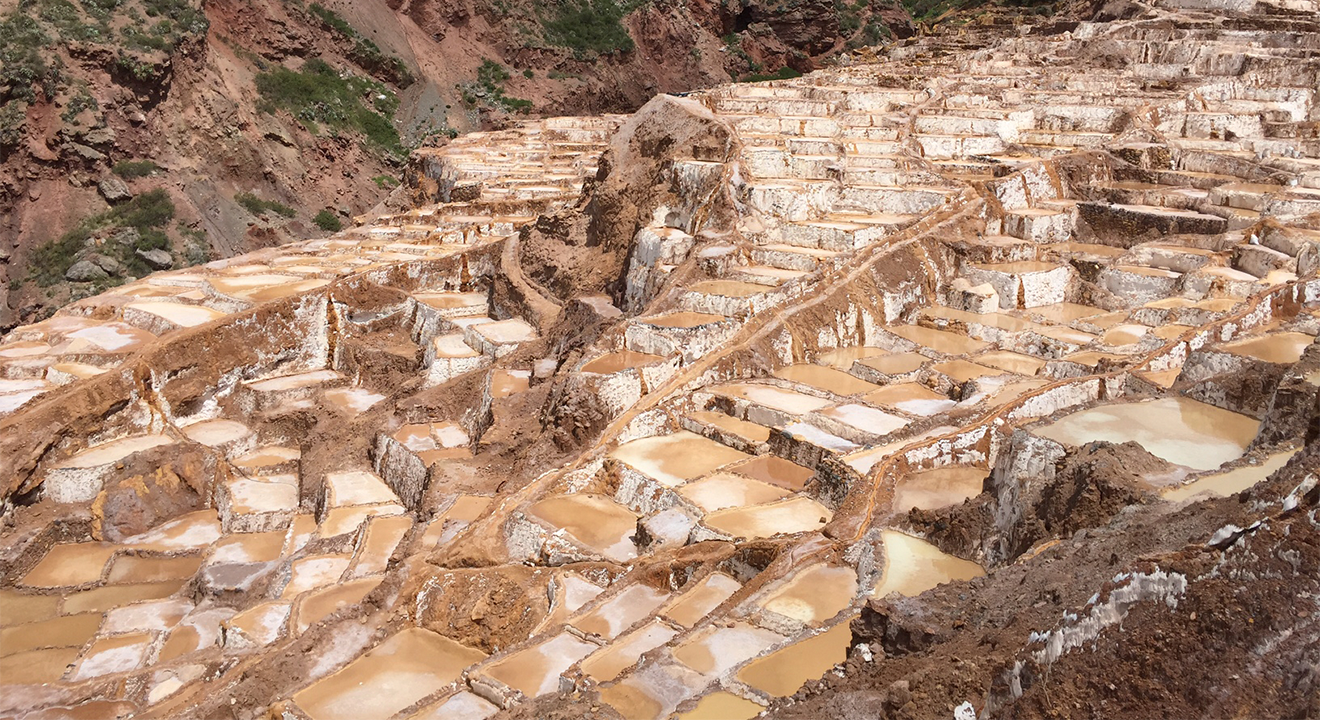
(313, 209, 343, 232)
(112, 159, 160, 178)
(0, 11, 58, 102)
(255, 58, 404, 157)
(542, 0, 637, 55)
(235, 192, 297, 218)
(465, 59, 534, 114)
(740, 66, 802, 83)
(371, 174, 400, 188)
(29, 187, 177, 285)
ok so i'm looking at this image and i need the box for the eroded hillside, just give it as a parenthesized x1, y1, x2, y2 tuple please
(1, 0, 1319, 718)
(0, 0, 914, 333)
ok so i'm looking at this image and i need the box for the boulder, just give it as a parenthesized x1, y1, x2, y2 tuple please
(66, 259, 109, 282)
(136, 248, 173, 270)
(88, 253, 122, 275)
(98, 176, 133, 203)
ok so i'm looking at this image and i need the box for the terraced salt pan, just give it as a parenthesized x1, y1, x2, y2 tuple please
(728, 455, 815, 491)
(816, 345, 889, 369)
(818, 403, 910, 436)
(294, 578, 383, 633)
(888, 324, 989, 355)
(773, 364, 880, 396)
(0, 613, 101, 657)
(872, 530, 984, 598)
(232, 446, 300, 472)
(662, 573, 742, 628)
(280, 555, 351, 598)
(52, 434, 174, 469)
(703, 496, 832, 539)
(394, 423, 469, 451)
(207, 274, 304, 296)
(62, 580, 186, 615)
(891, 466, 987, 511)
(672, 622, 784, 677)
(66, 323, 155, 351)
(609, 431, 750, 487)
(124, 510, 222, 551)
(760, 564, 857, 625)
(580, 620, 679, 681)
(571, 584, 670, 639)
(406, 692, 499, 720)
(71, 632, 153, 681)
(975, 350, 1046, 376)
(863, 383, 956, 417)
(207, 530, 286, 565)
(1163, 448, 1300, 502)
(324, 471, 399, 507)
(714, 383, 833, 415)
(581, 349, 665, 374)
(293, 628, 486, 720)
(1033, 397, 1260, 471)
(181, 419, 252, 447)
(107, 554, 203, 584)
(324, 387, 386, 414)
(677, 472, 790, 512)
(1220, 332, 1313, 364)
(1028, 302, 1106, 324)
(527, 494, 638, 562)
(123, 301, 226, 328)
(676, 692, 765, 720)
(736, 620, 853, 697)
(640, 311, 726, 328)
(931, 359, 1005, 383)
(245, 369, 343, 393)
(481, 632, 596, 698)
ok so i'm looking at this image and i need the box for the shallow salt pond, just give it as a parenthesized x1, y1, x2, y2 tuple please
(580, 619, 678, 681)
(662, 572, 742, 628)
(1163, 448, 1300, 501)
(570, 584, 670, 639)
(1033, 396, 1259, 471)
(608, 431, 750, 487)
(677, 472, 789, 513)
(527, 494, 638, 562)
(759, 563, 857, 625)
(672, 622, 784, 677)
(293, 628, 486, 720)
(675, 692, 766, 720)
(703, 496, 831, 540)
(891, 466, 987, 512)
(863, 383, 956, 417)
(872, 530, 984, 598)
(736, 620, 853, 697)
(481, 632, 596, 698)
(773, 364, 879, 396)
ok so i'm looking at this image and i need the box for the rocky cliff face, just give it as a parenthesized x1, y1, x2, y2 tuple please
(0, 0, 911, 332)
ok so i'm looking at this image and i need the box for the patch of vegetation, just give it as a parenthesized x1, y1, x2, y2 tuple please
(740, 66, 803, 83)
(460, 59, 533, 114)
(371, 174, 400, 189)
(0, 10, 60, 103)
(255, 58, 404, 157)
(313, 209, 343, 232)
(28, 188, 177, 286)
(178, 224, 211, 266)
(541, 0, 639, 57)
(308, 3, 414, 87)
(235, 192, 297, 219)
(60, 87, 99, 122)
(0, 101, 27, 147)
(112, 159, 161, 178)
